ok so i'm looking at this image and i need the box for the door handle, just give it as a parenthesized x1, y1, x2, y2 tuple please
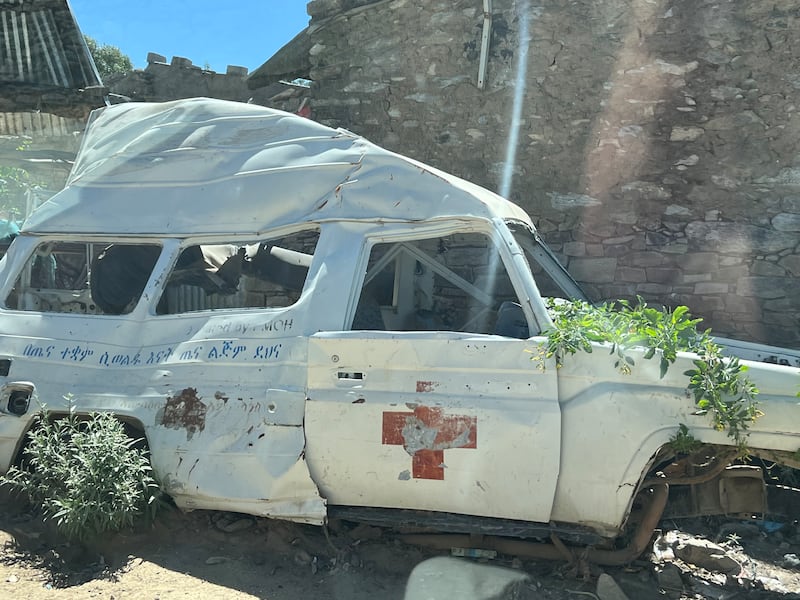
(337, 371, 364, 380)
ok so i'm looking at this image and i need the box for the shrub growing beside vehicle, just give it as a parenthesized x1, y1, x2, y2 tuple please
(1, 406, 161, 542)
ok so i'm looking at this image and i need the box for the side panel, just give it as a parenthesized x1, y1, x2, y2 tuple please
(551, 346, 800, 537)
(0, 308, 325, 524)
(305, 334, 560, 524)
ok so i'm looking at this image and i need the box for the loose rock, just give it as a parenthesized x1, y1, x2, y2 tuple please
(294, 549, 312, 566)
(783, 553, 800, 569)
(403, 556, 533, 600)
(655, 563, 684, 599)
(596, 573, 630, 600)
(675, 538, 742, 575)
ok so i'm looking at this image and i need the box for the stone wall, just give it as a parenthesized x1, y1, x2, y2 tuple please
(106, 52, 310, 113)
(107, 53, 251, 103)
(299, 0, 800, 347)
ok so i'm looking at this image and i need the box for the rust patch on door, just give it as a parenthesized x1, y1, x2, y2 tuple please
(158, 387, 207, 440)
(382, 406, 477, 480)
(416, 381, 439, 393)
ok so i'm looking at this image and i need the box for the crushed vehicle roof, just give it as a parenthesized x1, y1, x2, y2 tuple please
(23, 97, 532, 236)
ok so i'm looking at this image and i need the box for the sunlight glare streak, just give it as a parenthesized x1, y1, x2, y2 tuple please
(499, 1, 538, 199)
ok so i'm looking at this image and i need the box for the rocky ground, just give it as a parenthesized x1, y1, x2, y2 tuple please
(0, 490, 799, 600)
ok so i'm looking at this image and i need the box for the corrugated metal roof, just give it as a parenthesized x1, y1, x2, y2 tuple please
(0, 0, 101, 89)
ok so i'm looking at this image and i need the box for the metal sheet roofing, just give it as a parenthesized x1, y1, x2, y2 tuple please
(0, 0, 101, 89)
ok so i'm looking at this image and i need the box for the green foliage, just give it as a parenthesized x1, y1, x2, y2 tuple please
(1, 140, 44, 219)
(1, 406, 161, 542)
(84, 35, 133, 78)
(668, 423, 702, 454)
(543, 298, 704, 376)
(540, 298, 760, 451)
(684, 337, 761, 456)
(0, 164, 40, 218)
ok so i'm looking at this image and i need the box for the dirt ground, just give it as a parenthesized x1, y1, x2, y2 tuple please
(1, 489, 799, 600)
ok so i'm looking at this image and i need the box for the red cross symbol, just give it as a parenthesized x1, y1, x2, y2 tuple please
(382, 406, 477, 480)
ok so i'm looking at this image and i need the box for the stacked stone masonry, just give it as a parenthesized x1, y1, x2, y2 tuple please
(301, 0, 800, 347)
(105, 53, 252, 103)
(105, 52, 308, 112)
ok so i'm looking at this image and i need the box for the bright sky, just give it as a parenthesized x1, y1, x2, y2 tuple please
(69, 0, 311, 74)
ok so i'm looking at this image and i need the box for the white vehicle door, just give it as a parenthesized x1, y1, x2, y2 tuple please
(305, 229, 560, 525)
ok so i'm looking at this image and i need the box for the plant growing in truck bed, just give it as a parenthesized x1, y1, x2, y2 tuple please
(668, 423, 702, 455)
(540, 298, 760, 452)
(1, 405, 161, 542)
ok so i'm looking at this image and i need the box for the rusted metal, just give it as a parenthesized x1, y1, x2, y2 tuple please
(158, 387, 207, 440)
(643, 447, 800, 520)
(752, 448, 800, 472)
(328, 505, 604, 545)
(549, 532, 574, 563)
(587, 484, 669, 566)
(398, 484, 669, 566)
(381, 405, 477, 480)
(644, 448, 739, 487)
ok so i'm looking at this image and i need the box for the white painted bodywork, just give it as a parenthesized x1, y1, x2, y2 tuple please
(305, 334, 560, 523)
(0, 99, 798, 538)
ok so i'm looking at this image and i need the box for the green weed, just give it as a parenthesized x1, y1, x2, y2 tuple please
(1, 406, 161, 542)
(539, 298, 760, 451)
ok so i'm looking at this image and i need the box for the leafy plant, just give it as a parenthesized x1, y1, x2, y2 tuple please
(542, 298, 704, 374)
(539, 299, 604, 367)
(539, 298, 760, 451)
(1, 405, 161, 542)
(684, 337, 761, 456)
(668, 423, 702, 454)
(0, 138, 50, 223)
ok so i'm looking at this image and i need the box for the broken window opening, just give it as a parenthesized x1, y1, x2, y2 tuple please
(352, 232, 530, 338)
(508, 221, 589, 303)
(5, 241, 161, 315)
(156, 228, 320, 315)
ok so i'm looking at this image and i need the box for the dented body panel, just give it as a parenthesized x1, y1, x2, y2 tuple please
(0, 241, 325, 522)
(0, 99, 798, 540)
(305, 334, 560, 523)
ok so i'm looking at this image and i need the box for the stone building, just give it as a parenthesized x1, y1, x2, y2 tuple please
(0, 0, 105, 118)
(250, 0, 800, 348)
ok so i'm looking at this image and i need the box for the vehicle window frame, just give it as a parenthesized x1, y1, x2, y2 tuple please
(154, 226, 321, 316)
(348, 223, 535, 337)
(3, 238, 164, 316)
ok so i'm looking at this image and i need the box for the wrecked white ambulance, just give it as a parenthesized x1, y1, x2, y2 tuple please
(0, 98, 798, 555)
